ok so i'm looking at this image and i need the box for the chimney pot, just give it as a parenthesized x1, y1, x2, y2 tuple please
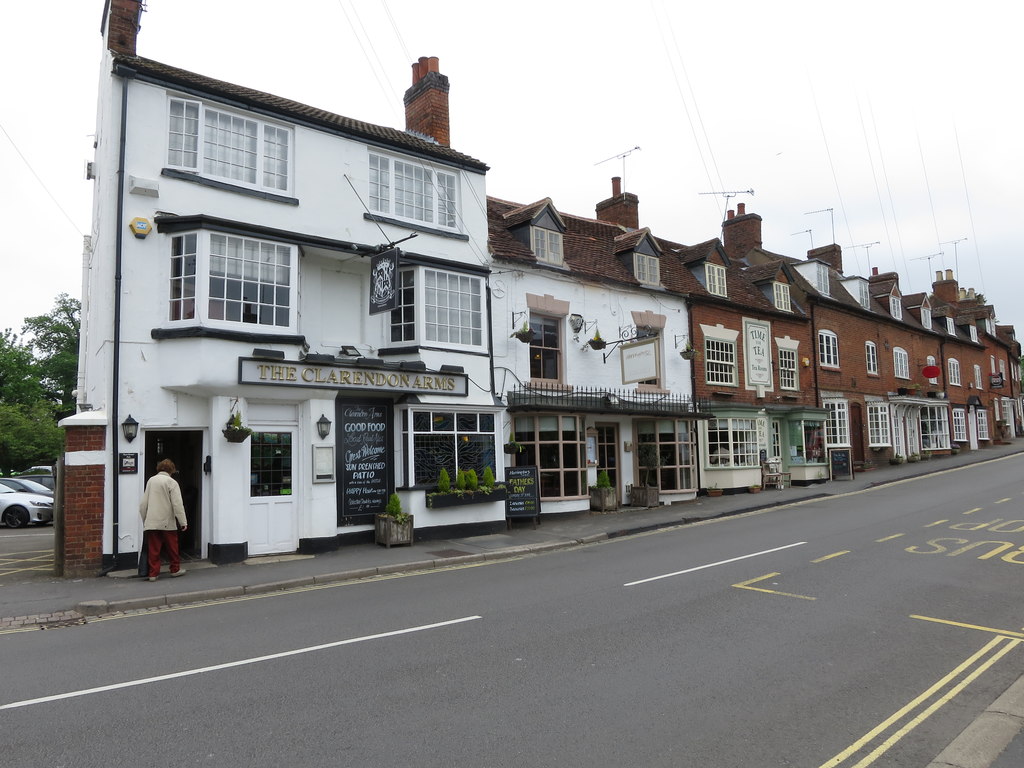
(404, 56, 451, 146)
(727, 210, 735, 220)
(737, 202, 746, 215)
(611, 177, 621, 197)
(935, 270, 943, 282)
(872, 267, 879, 276)
(945, 268, 954, 280)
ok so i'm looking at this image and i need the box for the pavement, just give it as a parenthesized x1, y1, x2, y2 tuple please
(4, 442, 1024, 766)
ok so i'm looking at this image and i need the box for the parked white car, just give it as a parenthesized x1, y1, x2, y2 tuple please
(0, 486, 54, 528)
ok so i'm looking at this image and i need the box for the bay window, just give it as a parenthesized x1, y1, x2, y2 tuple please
(706, 418, 758, 467)
(920, 406, 951, 450)
(786, 419, 825, 464)
(369, 151, 458, 230)
(389, 267, 484, 349)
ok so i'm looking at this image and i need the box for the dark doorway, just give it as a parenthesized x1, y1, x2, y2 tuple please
(850, 403, 865, 465)
(596, 423, 619, 505)
(144, 430, 204, 560)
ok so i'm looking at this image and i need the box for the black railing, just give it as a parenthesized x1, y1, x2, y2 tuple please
(507, 383, 710, 417)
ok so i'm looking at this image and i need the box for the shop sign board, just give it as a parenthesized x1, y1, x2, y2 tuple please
(240, 359, 468, 396)
(505, 465, 541, 522)
(337, 401, 392, 525)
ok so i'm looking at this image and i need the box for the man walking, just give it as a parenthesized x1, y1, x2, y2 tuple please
(139, 458, 188, 581)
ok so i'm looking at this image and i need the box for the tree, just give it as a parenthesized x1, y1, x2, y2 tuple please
(0, 402, 64, 476)
(22, 293, 80, 419)
(0, 329, 43, 407)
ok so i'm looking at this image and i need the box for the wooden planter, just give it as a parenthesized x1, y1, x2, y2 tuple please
(589, 486, 618, 512)
(426, 488, 507, 509)
(375, 514, 414, 548)
(630, 486, 660, 508)
(706, 488, 724, 497)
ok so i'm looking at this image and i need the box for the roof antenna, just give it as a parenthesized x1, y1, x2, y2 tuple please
(791, 229, 813, 249)
(595, 146, 641, 192)
(847, 241, 881, 272)
(911, 251, 944, 275)
(939, 238, 967, 279)
(698, 189, 755, 221)
(805, 208, 835, 244)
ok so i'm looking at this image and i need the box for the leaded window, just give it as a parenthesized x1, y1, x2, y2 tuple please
(411, 411, 496, 486)
(250, 432, 293, 497)
(706, 418, 758, 467)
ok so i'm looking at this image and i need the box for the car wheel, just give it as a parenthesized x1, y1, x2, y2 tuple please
(2, 506, 30, 529)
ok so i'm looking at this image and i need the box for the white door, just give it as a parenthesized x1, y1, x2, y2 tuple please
(247, 430, 297, 555)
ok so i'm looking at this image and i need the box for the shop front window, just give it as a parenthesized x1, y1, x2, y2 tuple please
(706, 418, 758, 467)
(920, 406, 951, 450)
(409, 411, 496, 486)
(636, 419, 696, 490)
(787, 420, 825, 464)
(513, 414, 586, 499)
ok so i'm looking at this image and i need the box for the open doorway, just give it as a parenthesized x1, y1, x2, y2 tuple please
(143, 430, 204, 560)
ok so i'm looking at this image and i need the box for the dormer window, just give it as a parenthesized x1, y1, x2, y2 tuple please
(532, 227, 563, 265)
(369, 151, 458, 230)
(705, 263, 727, 297)
(816, 264, 830, 296)
(858, 281, 870, 308)
(921, 305, 931, 329)
(889, 295, 903, 320)
(773, 282, 791, 312)
(634, 253, 660, 286)
(946, 317, 956, 335)
(986, 317, 995, 335)
(969, 325, 978, 343)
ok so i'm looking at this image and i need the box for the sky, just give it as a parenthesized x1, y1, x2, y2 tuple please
(1, 0, 1019, 336)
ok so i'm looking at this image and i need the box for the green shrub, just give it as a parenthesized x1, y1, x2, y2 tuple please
(595, 470, 612, 489)
(456, 470, 467, 491)
(466, 469, 479, 491)
(437, 468, 451, 493)
(482, 466, 495, 489)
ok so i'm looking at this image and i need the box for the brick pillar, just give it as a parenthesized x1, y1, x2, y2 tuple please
(62, 423, 107, 578)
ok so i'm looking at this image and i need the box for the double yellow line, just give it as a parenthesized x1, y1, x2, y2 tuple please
(819, 634, 1020, 767)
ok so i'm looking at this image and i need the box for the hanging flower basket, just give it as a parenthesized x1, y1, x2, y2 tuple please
(680, 347, 697, 360)
(223, 410, 254, 443)
(588, 337, 607, 351)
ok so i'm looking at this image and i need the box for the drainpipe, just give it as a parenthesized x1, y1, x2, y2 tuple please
(687, 298, 701, 490)
(108, 65, 134, 570)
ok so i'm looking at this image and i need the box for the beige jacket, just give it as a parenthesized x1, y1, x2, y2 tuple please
(139, 471, 187, 531)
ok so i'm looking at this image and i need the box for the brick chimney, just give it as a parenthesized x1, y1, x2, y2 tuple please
(932, 268, 960, 305)
(103, 0, 144, 56)
(404, 56, 450, 147)
(808, 244, 843, 274)
(721, 202, 762, 260)
(595, 177, 640, 229)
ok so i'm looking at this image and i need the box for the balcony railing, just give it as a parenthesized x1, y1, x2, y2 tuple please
(507, 383, 710, 417)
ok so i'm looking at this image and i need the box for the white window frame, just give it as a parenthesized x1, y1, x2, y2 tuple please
(867, 403, 891, 446)
(168, 231, 297, 332)
(969, 325, 978, 343)
(889, 294, 903, 320)
(986, 317, 995, 335)
(893, 347, 910, 379)
(865, 341, 879, 375)
(824, 400, 850, 447)
(920, 406, 951, 450)
(946, 317, 956, 335)
(368, 151, 459, 231)
(921, 306, 932, 330)
(531, 227, 563, 265)
(974, 364, 983, 390)
(773, 282, 791, 312)
(778, 348, 798, 390)
(167, 97, 293, 194)
(816, 263, 830, 296)
(705, 263, 727, 297)
(948, 358, 962, 386)
(952, 408, 967, 442)
(977, 409, 990, 440)
(818, 330, 839, 368)
(858, 281, 870, 309)
(926, 355, 937, 384)
(634, 253, 661, 286)
(705, 338, 737, 386)
(706, 418, 759, 468)
(389, 266, 484, 349)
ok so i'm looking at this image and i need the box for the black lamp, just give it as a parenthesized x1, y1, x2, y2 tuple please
(316, 413, 332, 440)
(122, 414, 139, 443)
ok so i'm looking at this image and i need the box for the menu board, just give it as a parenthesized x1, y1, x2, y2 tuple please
(505, 466, 541, 522)
(828, 448, 853, 481)
(338, 401, 392, 525)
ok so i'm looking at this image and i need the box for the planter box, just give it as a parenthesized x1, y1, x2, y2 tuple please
(630, 486, 660, 508)
(589, 487, 618, 512)
(426, 487, 507, 509)
(375, 514, 414, 548)
(706, 488, 724, 497)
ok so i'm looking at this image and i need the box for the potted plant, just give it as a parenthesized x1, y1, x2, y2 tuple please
(588, 329, 607, 351)
(890, 454, 905, 465)
(375, 492, 413, 548)
(907, 453, 920, 463)
(223, 410, 254, 443)
(510, 321, 535, 344)
(679, 341, 697, 360)
(748, 484, 762, 493)
(706, 484, 724, 497)
(589, 470, 618, 512)
(631, 442, 660, 507)
(950, 443, 961, 455)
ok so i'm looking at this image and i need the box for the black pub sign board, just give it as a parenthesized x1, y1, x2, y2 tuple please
(505, 465, 541, 523)
(337, 399, 393, 525)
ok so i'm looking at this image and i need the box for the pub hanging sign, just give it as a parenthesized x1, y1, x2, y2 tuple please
(368, 248, 400, 315)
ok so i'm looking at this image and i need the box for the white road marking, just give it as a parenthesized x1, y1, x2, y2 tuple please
(623, 542, 807, 587)
(0, 615, 482, 710)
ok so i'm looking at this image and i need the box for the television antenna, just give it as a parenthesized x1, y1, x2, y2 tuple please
(805, 208, 835, 244)
(939, 238, 967, 277)
(911, 251, 944, 273)
(595, 146, 641, 192)
(847, 241, 881, 271)
(791, 229, 813, 249)
(698, 189, 754, 220)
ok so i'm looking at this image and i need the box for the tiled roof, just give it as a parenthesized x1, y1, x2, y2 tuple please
(112, 53, 488, 171)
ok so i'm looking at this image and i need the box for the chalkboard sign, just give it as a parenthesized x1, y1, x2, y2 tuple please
(828, 448, 853, 481)
(505, 465, 541, 525)
(337, 400, 392, 525)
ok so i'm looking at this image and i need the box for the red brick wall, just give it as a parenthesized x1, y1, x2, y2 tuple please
(404, 70, 450, 147)
(62, 425, 107, 577)
(106, 0, 142, 56)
